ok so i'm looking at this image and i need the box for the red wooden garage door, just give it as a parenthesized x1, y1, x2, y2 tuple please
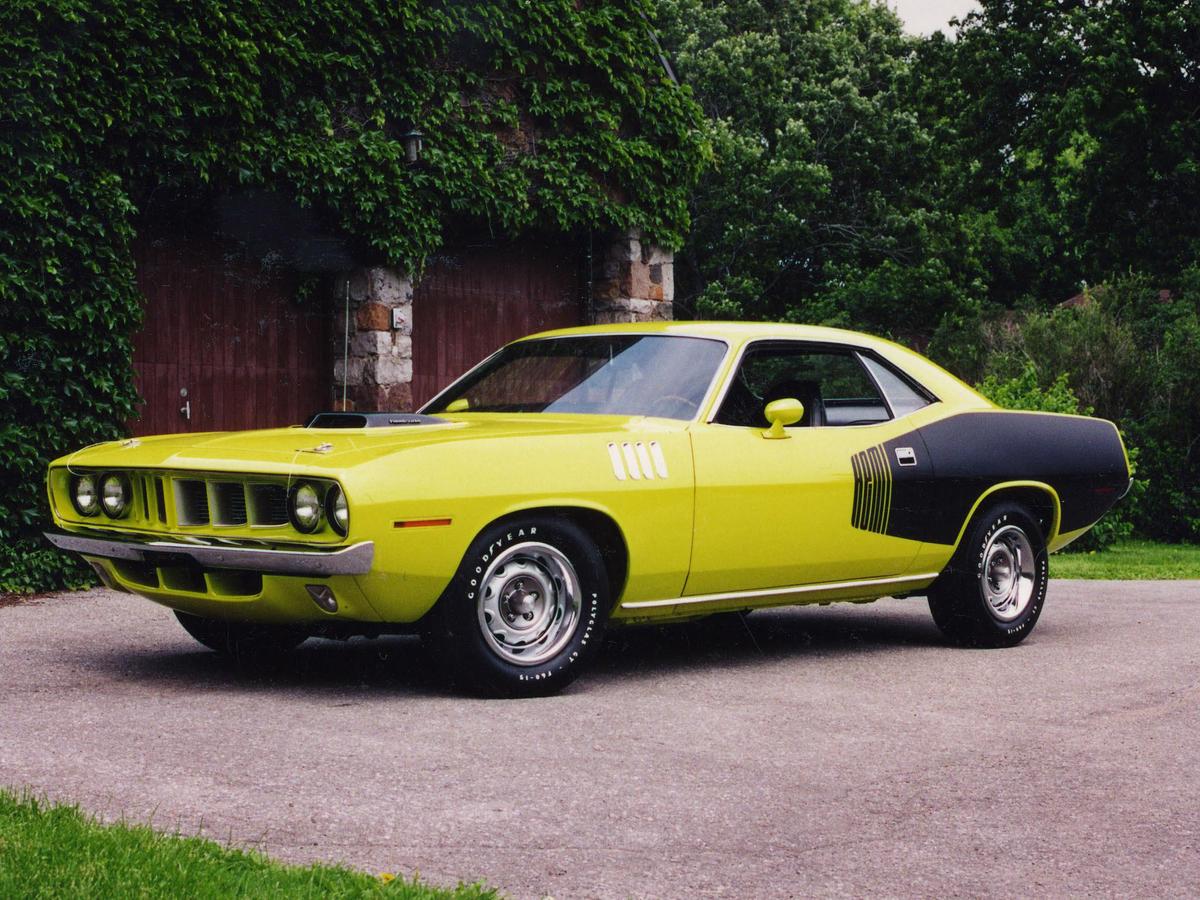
(132, 239, 332, 435)
(411, 239, 586, 407)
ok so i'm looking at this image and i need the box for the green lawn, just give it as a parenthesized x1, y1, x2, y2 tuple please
(1052, 540, 1200, 580)
(0, 791, 498, 900)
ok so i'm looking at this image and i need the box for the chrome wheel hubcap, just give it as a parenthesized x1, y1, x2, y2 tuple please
(981, 525, 1036, 622)
(477, 542, 582, 666)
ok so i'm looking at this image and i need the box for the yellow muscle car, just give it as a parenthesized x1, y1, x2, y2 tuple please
(45, 323, 1131, 696)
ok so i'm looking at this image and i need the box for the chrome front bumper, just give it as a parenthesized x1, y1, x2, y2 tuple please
(44, 531, 374, 577)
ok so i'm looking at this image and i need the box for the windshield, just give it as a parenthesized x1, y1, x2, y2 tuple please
(423, 335, 728, 420)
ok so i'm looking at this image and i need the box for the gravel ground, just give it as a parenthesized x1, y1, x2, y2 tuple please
(2, 581, 1198, 898)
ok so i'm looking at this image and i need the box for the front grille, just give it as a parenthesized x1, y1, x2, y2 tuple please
(173, 479, 290, 527)
(175, 480, 210, 525)
(210, 482, 248, 526)
(248, 483, 289, 526)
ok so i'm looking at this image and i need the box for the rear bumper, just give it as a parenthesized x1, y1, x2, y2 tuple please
(44, 530, 374, 577)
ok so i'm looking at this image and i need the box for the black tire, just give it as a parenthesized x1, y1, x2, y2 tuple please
(426, 516, 610, 698)
(174, 611, 308, 662)
(927, 502, 1048, 648)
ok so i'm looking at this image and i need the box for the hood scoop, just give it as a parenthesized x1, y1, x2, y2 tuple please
(304, 412, 447, 429)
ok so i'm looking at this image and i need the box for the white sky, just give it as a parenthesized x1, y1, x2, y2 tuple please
(889, 0, 981, 35)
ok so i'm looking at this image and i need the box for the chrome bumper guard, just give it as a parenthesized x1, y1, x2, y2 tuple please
(44, 531, 374, 577)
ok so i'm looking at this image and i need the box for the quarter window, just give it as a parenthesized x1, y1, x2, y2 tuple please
(857, 353, 932, 418)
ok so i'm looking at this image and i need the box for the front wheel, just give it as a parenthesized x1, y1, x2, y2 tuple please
(427, 516, 610, 697)
(927, 503, 1048, 648)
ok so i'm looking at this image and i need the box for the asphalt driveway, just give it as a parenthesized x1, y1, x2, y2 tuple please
(2, 581, 1197, 898)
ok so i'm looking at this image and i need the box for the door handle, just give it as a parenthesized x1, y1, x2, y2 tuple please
(179, 387, 190, 421)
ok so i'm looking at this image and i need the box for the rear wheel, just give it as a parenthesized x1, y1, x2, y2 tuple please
(174, 611, 307, 661)
(927, 502, 1048, 648)
(426, 516, 609, 698)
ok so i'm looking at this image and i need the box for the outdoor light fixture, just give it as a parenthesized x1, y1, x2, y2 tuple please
(400, 124, 424, 165)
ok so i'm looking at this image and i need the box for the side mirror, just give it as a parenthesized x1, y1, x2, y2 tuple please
(762, 398, 804, 439)
(444, 398, 470, 413)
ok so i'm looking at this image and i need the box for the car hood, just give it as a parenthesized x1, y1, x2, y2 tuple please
(55, 414, 675, 476)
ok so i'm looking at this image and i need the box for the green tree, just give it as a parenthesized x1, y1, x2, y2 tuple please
(915, 0, 1200, 307)
(655, 0, 978, 336)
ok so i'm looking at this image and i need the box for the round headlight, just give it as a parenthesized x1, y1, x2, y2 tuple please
(325, 484, 349, 536)
(71, 474, 100, 517)
(100, 473, 130, 518)
(289, 482, 323, 533)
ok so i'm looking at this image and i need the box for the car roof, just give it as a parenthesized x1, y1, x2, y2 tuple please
(523, 320, 918, 360)
(519, 321, 988, 409)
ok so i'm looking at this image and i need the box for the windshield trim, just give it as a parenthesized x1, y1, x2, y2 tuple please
(417, 333, 732, 423)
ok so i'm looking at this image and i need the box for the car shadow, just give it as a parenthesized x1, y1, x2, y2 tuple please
(593, 602, 946, 683)
(86, 601, 945, 697)
(101, 633, 452, 698)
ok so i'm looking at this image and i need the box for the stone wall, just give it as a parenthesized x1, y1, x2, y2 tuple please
(592, 229, 674, 323)
(331, 267, 413, 411)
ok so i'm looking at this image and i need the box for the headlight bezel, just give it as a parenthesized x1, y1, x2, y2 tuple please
(70, 473, 101, 517)
(99, 472, 132, 519)
(325, 483, 349, 536)
(288, 481, 324, 534)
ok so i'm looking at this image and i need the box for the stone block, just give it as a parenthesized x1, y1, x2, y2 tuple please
(609, 230, 642, 262)
(376, 382, 414, 412)
(366, 355, 413, 386)
(625, 297, 657, 318)
(369, 267, 411, 306)
(625, 261, 653, 300)
(333, 356, 366, 386)
(347, 271, 370, 303)
(644, 244, 672, 266)
(356, 302, 391, 332)
(592, 278, 622, 303)
(659, 261, 674, 302)
(352, 329, 393, 357)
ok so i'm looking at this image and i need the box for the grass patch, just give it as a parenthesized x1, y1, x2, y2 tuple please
(0, 790, 498, 899)
(1053, 540, 1200, 580)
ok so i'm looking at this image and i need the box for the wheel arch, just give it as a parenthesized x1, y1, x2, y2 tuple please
(949, 481, 1061, 554)
(471, 504, 630, 607)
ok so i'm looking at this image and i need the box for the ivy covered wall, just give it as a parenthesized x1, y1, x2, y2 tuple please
(0, 0, 706, 591)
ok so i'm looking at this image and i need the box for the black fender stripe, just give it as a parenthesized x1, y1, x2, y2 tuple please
(850, 412, 1129, 545)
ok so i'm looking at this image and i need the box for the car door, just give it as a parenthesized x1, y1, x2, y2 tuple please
(685, 340, 929, 597)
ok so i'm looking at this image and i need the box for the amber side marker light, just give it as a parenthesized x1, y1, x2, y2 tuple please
(393, 518, 452, 528)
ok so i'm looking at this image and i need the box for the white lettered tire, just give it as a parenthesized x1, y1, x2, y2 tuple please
(927, 502, 1049, 648)
(428, 516, 609, 697)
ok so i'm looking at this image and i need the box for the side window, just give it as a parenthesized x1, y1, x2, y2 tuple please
(857, 353, 932, 418)
(714, 344, 891, 427)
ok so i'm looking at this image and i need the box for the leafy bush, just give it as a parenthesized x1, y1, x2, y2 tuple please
(975, 364, 1088, 417)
